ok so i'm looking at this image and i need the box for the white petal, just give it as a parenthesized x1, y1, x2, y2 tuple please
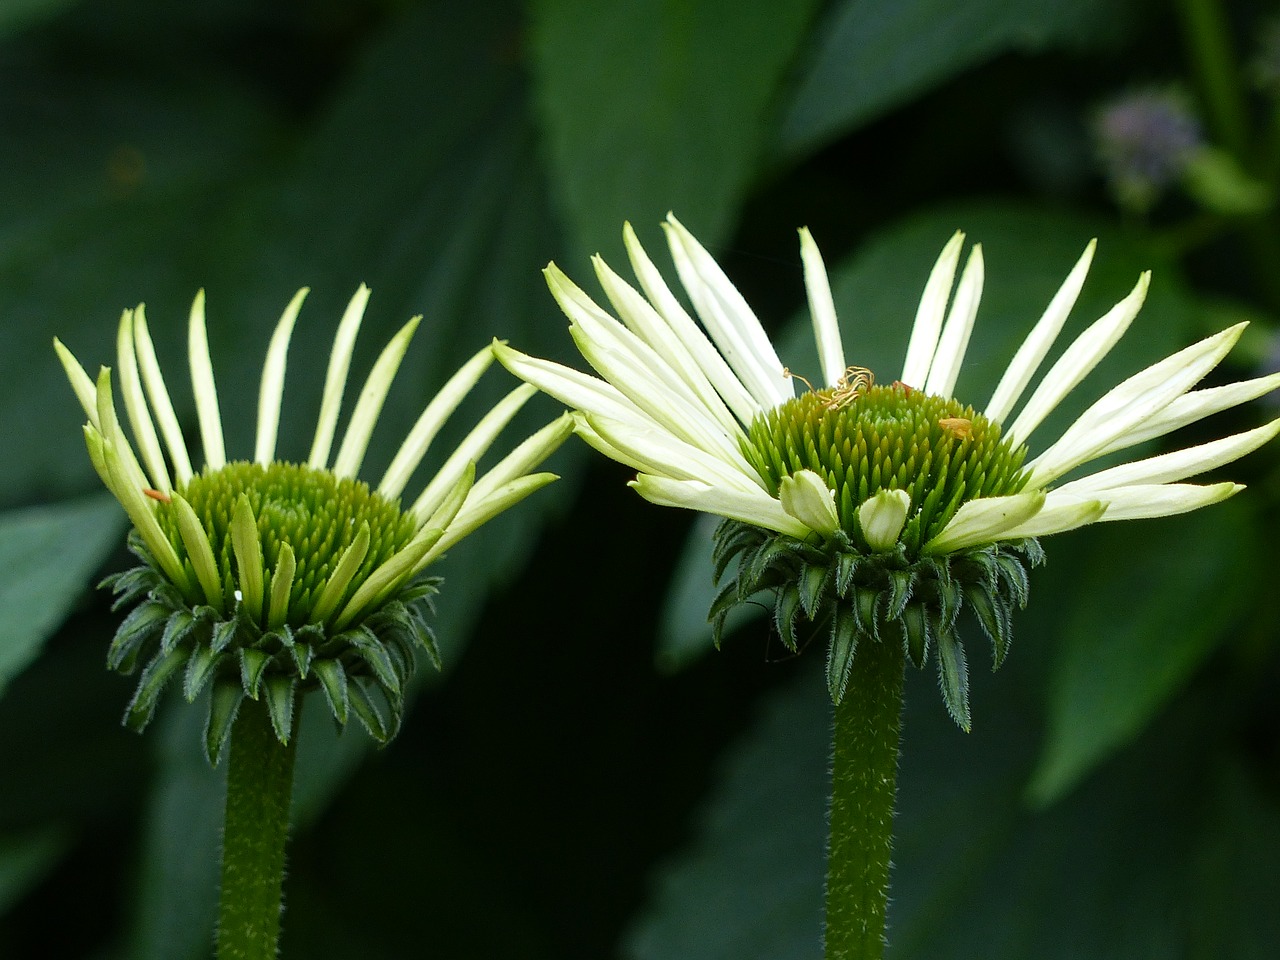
(858, 488, 911, 551)
(630, 474, 811, 540)
(591, 255, 741, 434)
(115, 309, 172, 492)
(622, 222, 761, 424)
(409, 384, 536, 521)
(379, 343, 493, 500)
(469, 413, 574, 504)
(568, 324, 745, 468)
(1027, 322, 1245, 486)
(494, 340, 657, 428)
(798, 228, 846, 386)
(664, 214, 793, 409)
(308, 284, 369, 469)
(333, 316, 421, 479)
(922, 490, 1046, 555)
(900, 231, 964, 387)
(984, 240, 1096, 424)
(133, 306, 193, 484)
(53, 338, 99, 425)
(992, 491, 1107, 540)
(550, 265, 744, 455)
(255, 287, 308, 464)
(1091, 371, 1280, 457)
(579, 413, 762, 493)
(418, 472, 559, 568)
(188, 290, 226, 469)
(1095, 482, 1242, 521)
(1056, 418, 1280, 494)
(1004, 272, 1149, 447)
(171, 493, 224, 610)
(779, 469, 840, 537)
(923, 244, 984, 397)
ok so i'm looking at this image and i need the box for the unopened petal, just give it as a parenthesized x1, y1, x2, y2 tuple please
(780, 469, 840, 538)
(858, 488, 912, 551)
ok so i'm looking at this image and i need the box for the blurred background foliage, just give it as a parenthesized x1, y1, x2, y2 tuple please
(1, 0, 1278, 956)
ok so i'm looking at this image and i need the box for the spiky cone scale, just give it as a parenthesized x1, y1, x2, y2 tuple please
(59, 286, 570, 763)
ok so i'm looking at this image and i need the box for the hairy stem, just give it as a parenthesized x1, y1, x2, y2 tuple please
(825, 636, 906, 960)
(217, 696, 299, 960)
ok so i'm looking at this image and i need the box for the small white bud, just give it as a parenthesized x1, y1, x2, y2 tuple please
(858, 489, 912, 551)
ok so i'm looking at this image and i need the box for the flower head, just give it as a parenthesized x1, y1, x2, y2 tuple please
(57, 286, 569, 761)
(496, 216, 1280, 728)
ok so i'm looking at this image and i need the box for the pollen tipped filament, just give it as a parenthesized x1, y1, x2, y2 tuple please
(826, 366, 875, 409)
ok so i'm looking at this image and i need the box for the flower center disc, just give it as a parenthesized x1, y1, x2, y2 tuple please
(159, 461, 418, 622)
(743, 382, 1029, 552)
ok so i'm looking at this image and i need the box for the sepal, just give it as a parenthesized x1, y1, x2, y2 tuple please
(204, 680, 244, 765)
(125, 646, 190, 732)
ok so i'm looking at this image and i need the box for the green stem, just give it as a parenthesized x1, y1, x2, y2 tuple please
(217, 696, 299, 960)
(825, 636, 906, 960)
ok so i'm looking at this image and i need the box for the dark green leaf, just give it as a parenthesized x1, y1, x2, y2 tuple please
(1028, 502, 1262, 805)
(529, 0, 824, 261)
(777, 0, 1122, 158)
(0, 495, 124, 698)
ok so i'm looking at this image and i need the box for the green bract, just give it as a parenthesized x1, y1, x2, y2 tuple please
(57, 286, 571, 762)
(496, 215, 1280, 728)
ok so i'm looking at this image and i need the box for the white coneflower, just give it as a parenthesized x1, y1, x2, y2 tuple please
(56, 286, 570, 761)
(495, 215, 1280, 727)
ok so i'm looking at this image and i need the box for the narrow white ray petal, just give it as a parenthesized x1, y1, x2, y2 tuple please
(551, 264, 729, 425)
(1056, 418, 1280, 494)
(332, 537, 435, 631)
(255, 287, 308, 464)
(798, 228, 846, 386)
(171, 493, 224, 610)
(984, 240, 1097, 424)
(229, 494, 265, 622)
(332, 316, 421, 479)
(417, 473, 560, 569)
(94, 368, 150, 495)
(1005, 272, 1150, 447)
(188, 290, 226, 470)
(568, 325, 745, 467)
(423, 460, 475, 534)
(409, 384, 536, 521)
(104, 445, 189, 591)
(308, 284, 370, 469)
(1027, 323, 1245, 486)
(630, 473, 811, 539)
(664, 214, 793, 408)
(580, 413, 763, 492)
(1095, 481, 1242, 521)
(310, 523, 371, 623)
(552, 264, 746, 454)
(622, 223, 760, 424)
(923, 245, 984, 397)
(779, 469, 840, 537)
(1091, 371, 1280, 458)
(592, 256, 741, 434)
(133, 305, 193, 484)
(95, 422, 189, 592)
(116, 308, 171, 492)
(992, 492, 1107, 540)
(493, 341, 670, 434)
(901, 231, 964, 387)
(53, 339, 100, 424)
(468, 413, 574, 504)
(379, 344, 493, 499)
(922, 490, 1046, 555)
(266, 542, 296, 630)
